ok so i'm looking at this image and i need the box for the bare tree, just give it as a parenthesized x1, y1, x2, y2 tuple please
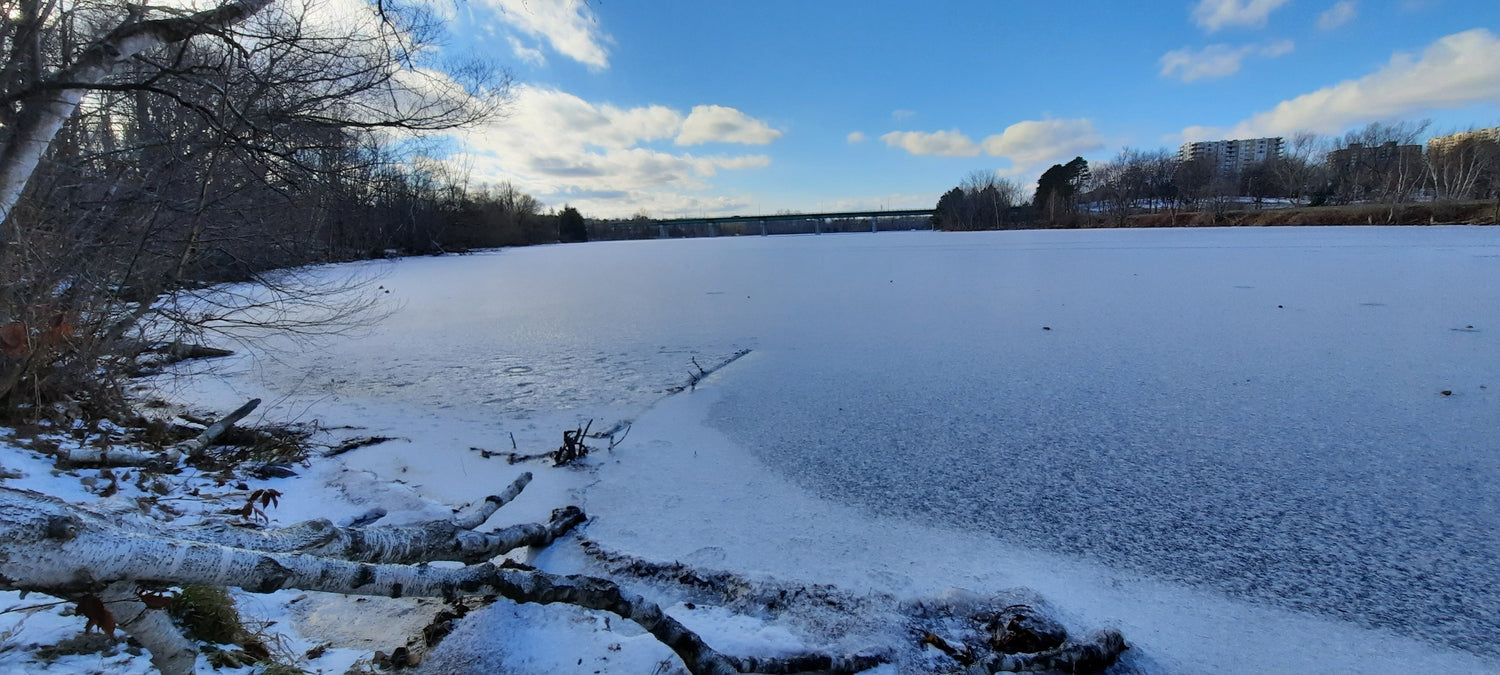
(1269, 131, 1322, 205)
(0, 0, 280, 233)
(1426, 132, 1499, 202)
(0, 0, 510, 412)
(1326, 120, 1429, 211)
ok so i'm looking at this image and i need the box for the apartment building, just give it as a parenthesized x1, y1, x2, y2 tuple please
(1427, 126, 1500, 153)
(1178, 137, 1285, 174)
(1326, 141, 1422, 171)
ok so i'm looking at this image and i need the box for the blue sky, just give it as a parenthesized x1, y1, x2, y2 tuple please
(430, 0, 1500, 217)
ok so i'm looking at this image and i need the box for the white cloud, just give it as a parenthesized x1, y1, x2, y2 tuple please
(699, 155, 773, 173)
(1181, 125, 1226, 143)
(847, 131, 867, 144)
(676, 105, 783, 146)
(506, 36, 546, 66)
(879, 120, 1104, 182)
(1317, 1, 1358, 30)
(1212, 28, 1500, 138)
(1261, 39, 1296, 57)
(1159, 40, 1295, 82)
(1192, 0, 1292, 31)
(892, 109, 917, 120)
(879, 130, 981, 157)
(515, 87, 683, 149)
(488, 0, 611, 69)
(980, 119, 1106, 164)
(443, 86, 773, 217)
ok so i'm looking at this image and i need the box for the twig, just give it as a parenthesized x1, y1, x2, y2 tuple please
(608, 422, 631, 451)
(0, 599, 70, 615)
(322, 435, 402, 458)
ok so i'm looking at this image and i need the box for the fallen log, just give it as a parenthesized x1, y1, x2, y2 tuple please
(124, 341, 236, 376)
(54, 398, 259, 468)
(582, 542, 1123, 673)
(968, 629, 1126, 674)
(0, 483, 883, 675)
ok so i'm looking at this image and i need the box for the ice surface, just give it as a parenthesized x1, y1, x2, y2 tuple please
(702, 229, 1500, 655)
(149, 227, 1499, 673)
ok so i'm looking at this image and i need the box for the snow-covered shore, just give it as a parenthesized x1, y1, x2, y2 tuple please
(4, 227, 1498, 674)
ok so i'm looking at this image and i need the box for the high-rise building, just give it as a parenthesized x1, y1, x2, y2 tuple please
(1427, 126, 1500, 153)
(1178, 137, 1285, 174)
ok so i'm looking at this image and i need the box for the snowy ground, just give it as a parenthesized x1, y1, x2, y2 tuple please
(3, 226, 1498, 674)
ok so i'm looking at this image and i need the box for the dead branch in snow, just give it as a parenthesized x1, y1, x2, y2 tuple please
(507, 350, 750, 467)
(969, 629, 1127, 673)
(672, 348, 752, 394)
(508, 419, 594, 466)
(584, 541, 1127, 674)
(554, 419, 592, 465)
(52, 398, 260, 468)
(0, 479, 886, 675)
(124, 341, 236, 376)
(581, 539, 869, 615)
(322, 435, 403, 458)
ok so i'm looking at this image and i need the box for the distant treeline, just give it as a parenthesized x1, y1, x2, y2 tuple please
(584, 214, 931, 240)
(933, 120, 1500, 230)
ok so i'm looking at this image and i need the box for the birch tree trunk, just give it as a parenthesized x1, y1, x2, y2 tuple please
(0, 485, 884, 675)
(0, 0, 275, 235)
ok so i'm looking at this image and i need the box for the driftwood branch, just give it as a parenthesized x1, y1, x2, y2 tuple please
(192, 472, 560, 565)
(322, 435, 402, 458)
(508, 420, 595, 466)
(0, 486, 882, 675)
(174, 398, 261, 460)
(54, 398, 260, 468)
(969, 629, 1127, 673)
(673, 348, 751, 393)
(125, 341, 236, 375)
(586, 542, 1123, 674)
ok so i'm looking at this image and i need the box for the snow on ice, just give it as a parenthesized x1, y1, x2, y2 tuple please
(4, 226, 1497, 674)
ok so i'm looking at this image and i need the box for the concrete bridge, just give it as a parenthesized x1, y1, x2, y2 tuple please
(588, 209, 936, 240)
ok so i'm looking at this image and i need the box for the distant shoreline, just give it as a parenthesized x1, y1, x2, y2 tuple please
(1087, 199, 1498, 229)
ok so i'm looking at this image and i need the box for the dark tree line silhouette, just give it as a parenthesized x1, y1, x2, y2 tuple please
(934, 120, 1500, 230)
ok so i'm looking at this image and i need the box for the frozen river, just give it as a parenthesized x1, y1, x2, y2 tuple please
(199, 227, 1500, 670)
(702, 228, 1500, 655)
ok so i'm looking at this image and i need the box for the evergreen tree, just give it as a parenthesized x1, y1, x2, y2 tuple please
(558, 205, 588, 243)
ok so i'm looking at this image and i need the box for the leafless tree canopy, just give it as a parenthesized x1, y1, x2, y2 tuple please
(0, 0, 561, 415)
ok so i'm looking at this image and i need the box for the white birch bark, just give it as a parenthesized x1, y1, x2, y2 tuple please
(99, 580, 200, 675)
(0, 485, 882, 675)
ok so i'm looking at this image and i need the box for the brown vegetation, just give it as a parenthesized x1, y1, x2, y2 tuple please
(1119, 200, 1498, 228)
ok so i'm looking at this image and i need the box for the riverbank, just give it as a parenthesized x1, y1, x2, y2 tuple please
(1115, 199, 1498, 228)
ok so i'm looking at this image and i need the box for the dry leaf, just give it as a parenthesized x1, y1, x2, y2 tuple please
(76, 594, 115, 637)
